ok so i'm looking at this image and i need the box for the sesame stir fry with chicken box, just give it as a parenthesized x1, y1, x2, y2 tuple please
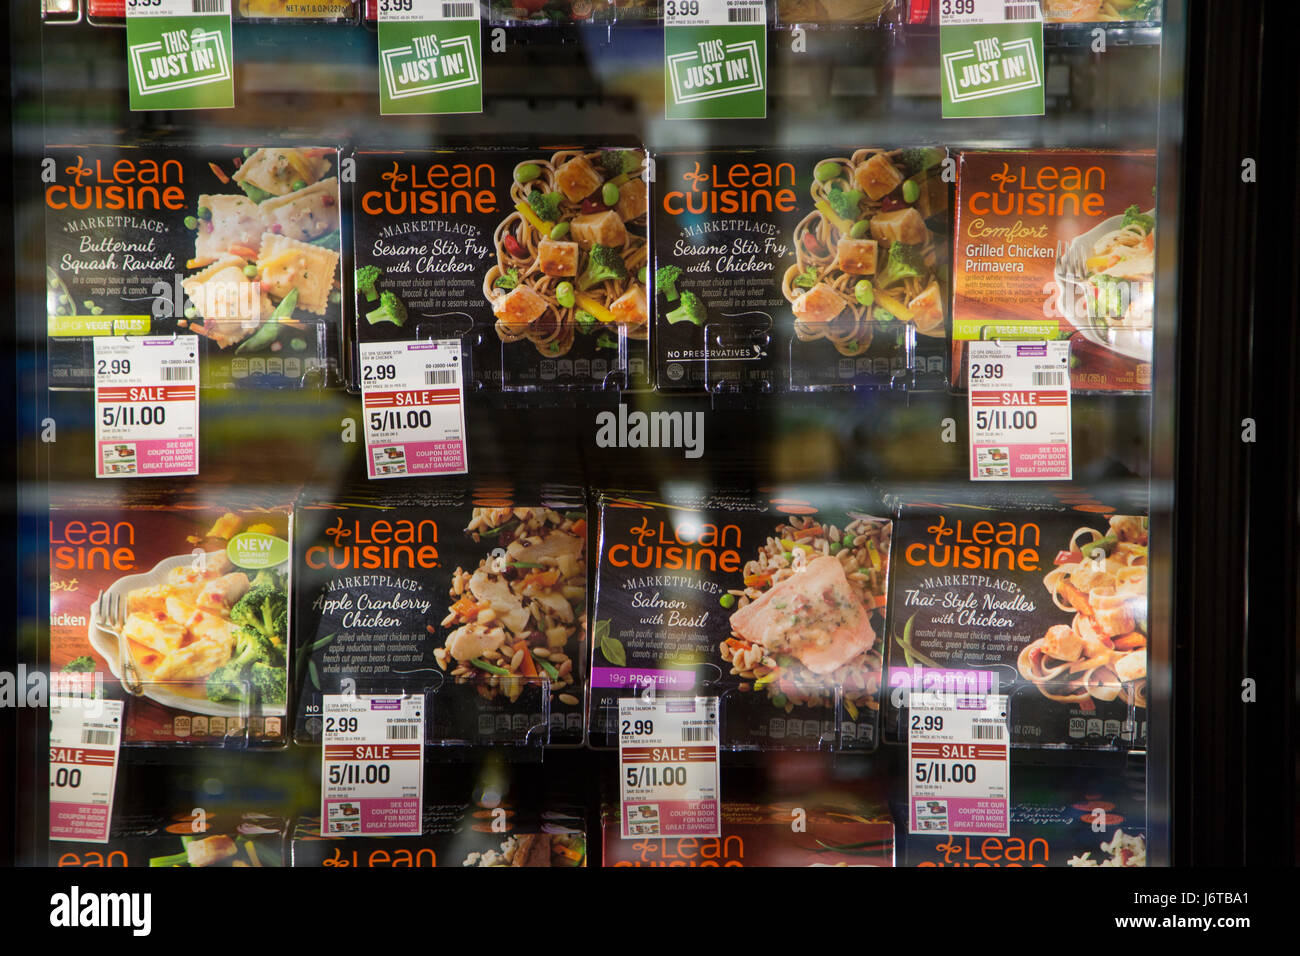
(590, 487, 892, 751)
(293, 482, 588, 747)
(352, 147, 651, 392)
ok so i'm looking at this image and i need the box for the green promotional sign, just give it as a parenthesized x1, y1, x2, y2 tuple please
(378, 1, 482, 115)
(940, 20, 1044, 119)
(664, 0, 766, 120)
(126, 2, 234, 112)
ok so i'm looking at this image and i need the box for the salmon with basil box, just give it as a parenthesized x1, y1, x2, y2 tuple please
(651, 148, 949, 393)
(589, 487, 892, 751)
(293, 482, 588, 747)
(44, 145, 343, 389)
(882, 484, 1149, 751)
(351, 148, 651, 392)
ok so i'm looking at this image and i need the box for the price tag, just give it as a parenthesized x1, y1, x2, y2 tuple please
(94, 335, 200, 478)
(49, 697, 124, 844)
(939, 0, 1043, 119)
(377, 0, 482, 115)
(619, 696, 720, 839)
(320, 694, 423, 836)
(360, 340, 467, 479)
(664, 0, 766, 121)
(908, 691, 1009, 837)
(968, 339, 1071, 480)
(126, 0, 234, 112)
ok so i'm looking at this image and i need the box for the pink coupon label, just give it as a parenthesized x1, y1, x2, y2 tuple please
(361, 340, 468, 479)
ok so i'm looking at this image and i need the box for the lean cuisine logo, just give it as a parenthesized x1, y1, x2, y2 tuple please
(50, 887, 151, 936)
(595, 404, 704, 460)
(359, 160, 497, 216)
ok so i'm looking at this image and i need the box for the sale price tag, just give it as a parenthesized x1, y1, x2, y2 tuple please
(619, 696, 720, 839)
(378, 0, 482, 115)
(94, 335, 200, 478)
(664, 0, 766, 120)
(49, 697, 124, 844)
(126, 0, 234, 112)
(968, 339, 1071, 480)
(360, 340, 468, 479)
(321, 694, 424, 836)
(908, 691, 1009, 836)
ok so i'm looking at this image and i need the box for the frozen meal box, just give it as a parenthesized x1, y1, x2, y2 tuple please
(952, 150, 1155, 393)
(352, 148, 650, 391)
(603, 796, 894, 866)
(777, 0, 898, 25)
(293, 482, 588, 746)
(291, 803, 587, 867)
(44, 145, 343, 389)
(50, 486, 294, 746)
(883, 486, 1149, 750)
(589, 487, 891, 750)
(901, 764, 1147, 867)
(653, 148, 949, 392)
(52, 810, 288, 867)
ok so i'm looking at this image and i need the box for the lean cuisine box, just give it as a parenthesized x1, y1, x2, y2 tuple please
(603, 797, 895, 866)
(952, 150, 1156, 393)
(293, 483, 588, 747)
(351, 148, 650, 392)
(589, 487, 891, 751)
(52, 811, 288, 867)
(652, 148, 949, 392)
(290, 803, 587, 867)
(88, 1, 357, 21)
(49, 487, 294, 747)
(44, 145, 342, 389)
(901, 764, 1147, 867)
(883, 486, 1149, 750)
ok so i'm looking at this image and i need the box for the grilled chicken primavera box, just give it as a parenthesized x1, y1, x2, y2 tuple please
(293, 482, 587, 746)
(883, 484, 1149, 750)
(351, 148, 651, 392)
(652, 148, 949, 392)
(50, 486, 294, 747)
(590, 487, 891, 751)
(44, 145, 343, 389)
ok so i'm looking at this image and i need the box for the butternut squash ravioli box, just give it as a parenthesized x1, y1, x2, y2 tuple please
(44, 146, 343, 389)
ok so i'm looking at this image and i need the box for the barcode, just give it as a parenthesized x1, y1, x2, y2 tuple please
(159, 366, 193, 381)
(81, 729, 116, 746)
(442, 2, 475, 17)
(385, 724, 420, 739)
(192, 0, 226, 12)
(424, 369, 457, 385)
(1032, 371, 1065, 386)
(727, 7, 761, 22)
(680, 723, 714, 742)
(1003, 2, 1039, 20)
(971, 724, 1004, 739)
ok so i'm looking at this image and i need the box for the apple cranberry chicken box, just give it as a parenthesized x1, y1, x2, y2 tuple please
(591, 486, 892, 751)
(49, 486, 294, 747)
(44, 145, 342, 389)
(882, 484, 1148, 750)
(292, 482, 588, 747)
